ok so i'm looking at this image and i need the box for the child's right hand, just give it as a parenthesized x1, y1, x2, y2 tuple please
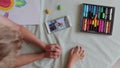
(43, 44, 62, 53)
(43, 51, 61, 59)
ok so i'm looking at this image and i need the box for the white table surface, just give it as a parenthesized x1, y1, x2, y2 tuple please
(44, 0, 120, 68)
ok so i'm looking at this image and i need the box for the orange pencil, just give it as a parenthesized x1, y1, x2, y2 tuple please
(108, 22, 111, 33)
(105, 22, 109, 33)
(84, 19, 87, 31)
(94, 14, 98, 28)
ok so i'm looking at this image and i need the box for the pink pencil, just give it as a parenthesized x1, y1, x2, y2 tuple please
(101, 20, 104, 32)
(99, 20, 101, 32)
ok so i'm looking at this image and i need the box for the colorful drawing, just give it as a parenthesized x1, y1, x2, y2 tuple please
(0, 0, 27, 18)
(0, 0, 41, 25)
(15, 0, 27, 8)
(0, 0, 14, 11)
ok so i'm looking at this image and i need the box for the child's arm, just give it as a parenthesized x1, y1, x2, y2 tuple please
(15, 53, 45, 67)
(0, 15, 62, 52)
(15, 52, 59, 67)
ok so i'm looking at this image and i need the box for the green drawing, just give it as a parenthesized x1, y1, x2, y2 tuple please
(15, 0, 27, 8)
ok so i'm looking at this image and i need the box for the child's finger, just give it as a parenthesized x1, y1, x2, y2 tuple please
(70, 48, 75, 55)
(50, 52, 59, 56)
(77, 46, 81, 54)
(74, 46, 79, 53)
(79, 46, 82, 53)
(50, 52, 60, 59)
(52, 47, 62, 53)
(80, 50, 84, 57)
(80, 54, 85, 59)
(50, 46, 55, 51)
(54, 44, 62, 50)
(53, 55, 59, 59)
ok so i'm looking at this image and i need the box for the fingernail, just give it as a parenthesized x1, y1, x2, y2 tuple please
(80, 46, 82, 49)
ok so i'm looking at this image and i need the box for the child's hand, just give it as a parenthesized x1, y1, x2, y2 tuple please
(42, 44, 62, 59)
(44, 44, 62, 54)
(43, 51, 61, 59)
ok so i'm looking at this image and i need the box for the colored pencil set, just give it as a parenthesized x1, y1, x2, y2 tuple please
(80, 3, 115, 35)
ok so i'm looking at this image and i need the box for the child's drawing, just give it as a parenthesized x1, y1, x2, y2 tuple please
(0, 0, 27, 11)
(0, 0, 41, 25)
(0, 0, 27, 18)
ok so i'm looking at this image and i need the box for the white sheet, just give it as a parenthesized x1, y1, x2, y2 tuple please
(20, 0, 120, 68)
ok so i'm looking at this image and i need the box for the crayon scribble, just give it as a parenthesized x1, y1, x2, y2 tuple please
(3, 12, 9, 18)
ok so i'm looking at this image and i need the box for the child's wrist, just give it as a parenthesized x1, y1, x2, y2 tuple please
(66, 59, 74, 68)
(43, 53, 50, 59)
(66, 62, 73, 68)
(39, 53, 46, 58)
(40, 42, 47, 50)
